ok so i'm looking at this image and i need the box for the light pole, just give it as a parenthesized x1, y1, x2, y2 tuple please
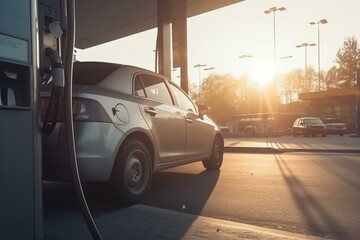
(264, 6, 286, 105)
(193, 64, 206, 95)
(296, 43, 316, 90)
(279, 55, 292, 73)
(279, 55, 293, 60)
(279, 55, 293, 103)
(172, 68, 178, 81)
(238, 54, 253, 76)
(204, 67, 214, 73)
(279, 55, 292, 71)
(310, 19, 328, 91)
(204, 67, 214, 71)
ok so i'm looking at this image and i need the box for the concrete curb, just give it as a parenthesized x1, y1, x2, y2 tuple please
(224, 146, 282, 154)
(224, 146, 360, 154)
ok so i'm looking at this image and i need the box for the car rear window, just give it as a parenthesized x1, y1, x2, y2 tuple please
(73, 62, 120, 85)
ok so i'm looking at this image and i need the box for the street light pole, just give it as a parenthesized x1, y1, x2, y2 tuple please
(172, 68, 178, 81)
(204, 67, 215, 72)
(193, 64, 206, 95)
(238, 54, 253, 76)
(264, 6, 286, 102)
(279, 55, 293, 103)
(296, 43, 316, 91)
(310, 19, 328, 91)
(279, 55, 293, 75)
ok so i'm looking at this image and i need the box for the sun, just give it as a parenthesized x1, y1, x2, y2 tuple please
(248, 62, 274, 88)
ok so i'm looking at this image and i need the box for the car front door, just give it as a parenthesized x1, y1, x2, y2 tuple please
(168, 83, 213, 159)
(135, 74, 186, 163)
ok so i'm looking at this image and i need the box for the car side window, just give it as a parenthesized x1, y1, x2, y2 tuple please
(168, 83, 196, 112)
(134, 75, 145, 97)
(139, 74, 173, 105)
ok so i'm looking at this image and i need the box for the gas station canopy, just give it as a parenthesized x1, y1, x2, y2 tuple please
(75, 0, 243, 49)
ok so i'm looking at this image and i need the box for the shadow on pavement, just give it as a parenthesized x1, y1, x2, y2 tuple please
(142, 169, 220, 214)
(274, 155, 351, 239)
(43, 169, 220, 239)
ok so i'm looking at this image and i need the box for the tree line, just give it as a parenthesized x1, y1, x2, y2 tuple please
(189, 36, 360, 124)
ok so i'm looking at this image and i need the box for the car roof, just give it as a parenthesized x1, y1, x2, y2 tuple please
(73, 61, 163, 95)
(297, 117, 320, 120)
(73, 61, 155, 84)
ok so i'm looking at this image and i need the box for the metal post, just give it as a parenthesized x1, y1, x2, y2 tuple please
(310, 19, 328, 91)
(264, 6, 286, 109)
(157, 0, 171, 79)
(296, 43, 316, 91)
(317, 23, 320, 90)
(356, 69, 360, 135)
(194, 64, 206, 95)
(171, 0, 188, 93)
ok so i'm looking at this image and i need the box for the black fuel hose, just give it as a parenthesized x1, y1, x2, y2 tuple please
(64, 0, 102, 239)
(42, 48, 64, 135)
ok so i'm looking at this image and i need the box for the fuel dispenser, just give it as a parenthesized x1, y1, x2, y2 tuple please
(0, 0, 101, 239)
(0, 1, 42, 239)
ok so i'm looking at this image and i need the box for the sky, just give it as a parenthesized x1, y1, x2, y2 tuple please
(76, 0, 360, 88)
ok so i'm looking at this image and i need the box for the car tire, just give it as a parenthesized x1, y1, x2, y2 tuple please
(202, 137, 224, 170)
(111, 139, 152, 204)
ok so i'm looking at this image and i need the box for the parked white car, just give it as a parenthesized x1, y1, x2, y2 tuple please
(41, 62, 224, 203)
(323, 118, 347, 136)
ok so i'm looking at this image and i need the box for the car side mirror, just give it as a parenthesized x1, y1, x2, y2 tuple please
(198, 104, 210, 116)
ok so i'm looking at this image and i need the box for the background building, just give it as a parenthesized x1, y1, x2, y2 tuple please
(299, 88, 358, 132)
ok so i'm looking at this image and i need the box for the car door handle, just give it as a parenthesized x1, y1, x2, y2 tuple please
(186, 118, 193, 124)
(144, 107, 157, 116)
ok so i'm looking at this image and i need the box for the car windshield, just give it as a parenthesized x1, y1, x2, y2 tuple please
(303, 118, 323, 124)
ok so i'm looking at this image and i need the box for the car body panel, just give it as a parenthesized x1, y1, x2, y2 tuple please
(43, 122, 123, 182)
(185, 113, 216, 158)
(138, 100, 187, 163)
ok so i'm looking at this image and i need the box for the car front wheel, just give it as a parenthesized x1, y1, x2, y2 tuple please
(111, 139, 152, 204)
(202, 137, 224, 170)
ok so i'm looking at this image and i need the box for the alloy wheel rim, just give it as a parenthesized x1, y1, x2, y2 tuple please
(125, 150, 149, 194)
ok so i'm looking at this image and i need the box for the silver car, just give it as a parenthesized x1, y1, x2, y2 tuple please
(41, 62, 224, 203)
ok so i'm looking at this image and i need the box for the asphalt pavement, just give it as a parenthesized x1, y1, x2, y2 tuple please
(44, 135, 360, 240)
(44, 204, 327, 240)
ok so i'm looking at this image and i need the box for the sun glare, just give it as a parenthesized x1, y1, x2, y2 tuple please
(248, 63, 274, 88)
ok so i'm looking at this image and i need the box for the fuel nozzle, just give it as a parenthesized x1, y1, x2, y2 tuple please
(46, 48, 65, 88)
